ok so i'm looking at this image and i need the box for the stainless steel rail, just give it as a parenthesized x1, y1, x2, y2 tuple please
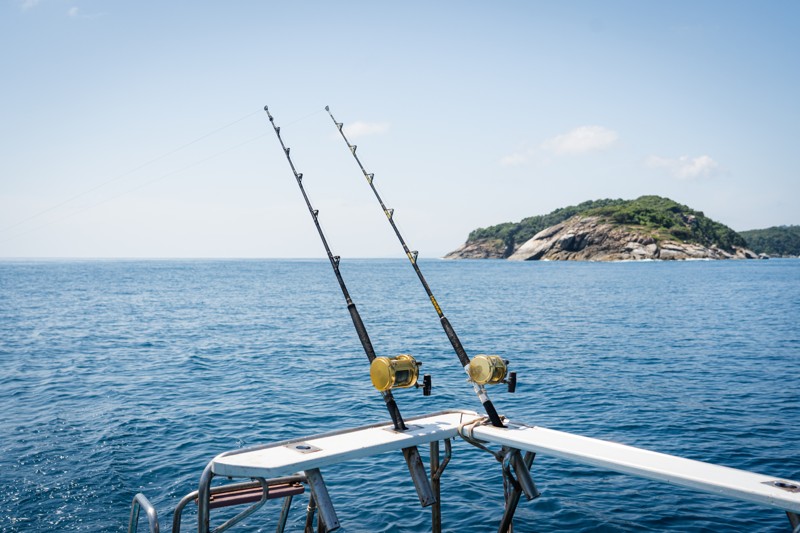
(173, 475, 305, 532)
(128, 493, 160, 533)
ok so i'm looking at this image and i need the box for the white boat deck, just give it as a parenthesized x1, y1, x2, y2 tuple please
(471, 419, 800, 514)
(212, 410, 472, 479)
(212, 410, 800, 514)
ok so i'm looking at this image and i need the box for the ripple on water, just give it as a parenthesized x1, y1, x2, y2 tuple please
(1, 259, 798, 531)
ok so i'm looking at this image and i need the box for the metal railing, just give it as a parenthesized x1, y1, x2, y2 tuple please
(128, 493, 160, 533)
(177, 475, 305, 533)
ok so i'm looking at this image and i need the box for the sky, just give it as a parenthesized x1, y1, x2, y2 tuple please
(1, 1, 798, 258)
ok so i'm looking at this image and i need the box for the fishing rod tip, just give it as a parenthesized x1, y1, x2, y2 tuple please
(263, 105, 269, 112)
(324, 105, 329, 111)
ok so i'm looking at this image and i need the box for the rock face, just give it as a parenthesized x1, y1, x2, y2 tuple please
(443, 239, 506, 259)
(502, 216, 757, 261)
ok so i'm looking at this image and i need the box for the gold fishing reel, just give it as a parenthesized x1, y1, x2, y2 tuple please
(468, 355, 517, 392)
(370, 354, 432, 396)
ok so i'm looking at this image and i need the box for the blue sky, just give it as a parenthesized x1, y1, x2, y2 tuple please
(1, 1, 798, 258)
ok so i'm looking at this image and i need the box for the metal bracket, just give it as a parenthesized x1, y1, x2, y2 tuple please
(511, 450, 539, 501)
(402, 445, 437, 507)
(304, 468, 340, 532)
(498, 449, 538, 533)
(788, 511, 800, 533)
(430, 439, 453, 533)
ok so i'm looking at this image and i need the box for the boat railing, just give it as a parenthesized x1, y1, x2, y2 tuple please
(173, 475, 305, 533)
(129, 474, 306, 533)
(128, 493, 160, 533)
(127, 410, 800, 532)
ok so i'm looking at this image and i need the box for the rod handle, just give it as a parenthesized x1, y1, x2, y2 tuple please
(483, 400, 505, 428)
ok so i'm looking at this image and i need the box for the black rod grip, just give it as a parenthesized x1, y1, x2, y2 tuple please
(440, 317, 471, 368)
(348, 303, 376, 362)
(483, 400, 505, 428)
(384, 394, 408, 431)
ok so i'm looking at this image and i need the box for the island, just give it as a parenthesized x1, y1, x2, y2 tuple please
(444, 196, 759, 261)
(739, 226, 800, 258)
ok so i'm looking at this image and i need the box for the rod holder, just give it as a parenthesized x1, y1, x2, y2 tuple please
(511, 450, 539, 501)
(402, 446, 437, 507)
(305, 469, 340, 531)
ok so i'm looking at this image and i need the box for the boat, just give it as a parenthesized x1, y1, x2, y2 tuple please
(126, 107, 800, 533)
(129, 408, 800, 532)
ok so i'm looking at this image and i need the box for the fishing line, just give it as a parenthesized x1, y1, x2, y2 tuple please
(325, 105, 507, 428)
(1, 108, 263, 236)
(263, 105, 413, 431)
(0, 132, 268, 247)
(280, 107, 326, 127)
(263, 106, 443, 508)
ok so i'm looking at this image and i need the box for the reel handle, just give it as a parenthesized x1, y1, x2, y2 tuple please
(422, 374, 432, 396)
(506, 371, 517, 393)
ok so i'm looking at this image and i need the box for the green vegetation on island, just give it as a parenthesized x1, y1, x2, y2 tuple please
(468, 199, 627, 256)
(740, 226, 800, 257)
(466, 196, 748, 258)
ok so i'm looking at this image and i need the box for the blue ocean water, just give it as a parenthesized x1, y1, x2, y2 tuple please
(1, 258, 798, 532)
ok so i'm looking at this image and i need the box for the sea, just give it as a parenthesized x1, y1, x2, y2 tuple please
(1, 258, 798, 532)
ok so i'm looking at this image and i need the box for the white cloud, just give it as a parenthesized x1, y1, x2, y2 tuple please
(68, 6, 78, 17)
(20, 0, 40, 10)
(500, 125, 618, 165)
(541, 125, 618, 156)
(342, 121, 389, 139)
(499, 152, 530, 166)
(646, 154, 719, 179)
(500, 148, 536, 167)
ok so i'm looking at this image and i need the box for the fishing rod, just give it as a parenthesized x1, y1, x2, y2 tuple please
(264, 106, 436, 430)
(325, 106, 514, 428)
(264, 105, 437, 507)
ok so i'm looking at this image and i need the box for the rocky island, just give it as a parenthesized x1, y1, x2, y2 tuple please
(445, 196, 759, 261)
